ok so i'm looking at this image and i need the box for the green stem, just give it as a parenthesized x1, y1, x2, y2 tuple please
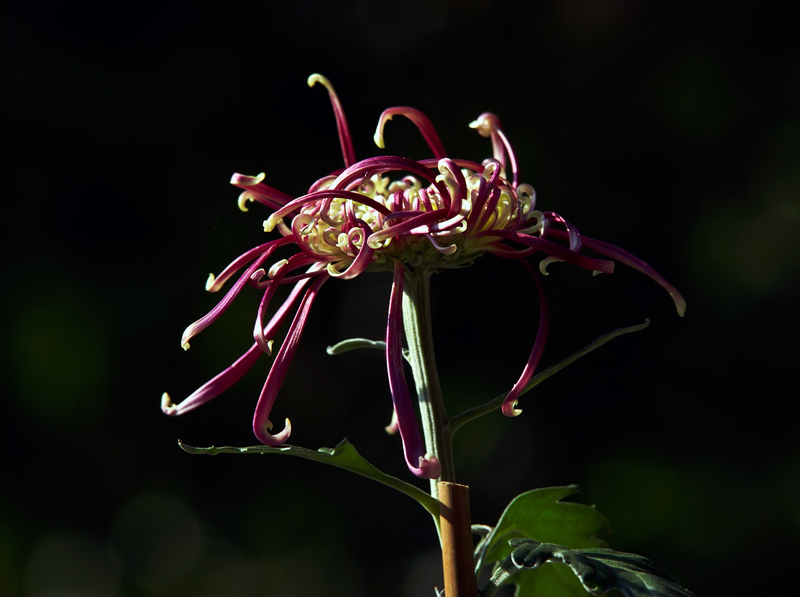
(402, 269, 455, 498)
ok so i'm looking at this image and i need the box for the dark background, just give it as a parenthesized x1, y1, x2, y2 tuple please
(2, 1, 798, 595)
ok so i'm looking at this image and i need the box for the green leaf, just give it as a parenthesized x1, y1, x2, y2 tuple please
(485, 540, 696, 597)
(476, 486, 610, 573)
(512, 562, 591, 597)
(326, 337, 409, 361)
(325, 337, 386, 355)
(179, 438, 440, 533)
(447, 320, 651, 436)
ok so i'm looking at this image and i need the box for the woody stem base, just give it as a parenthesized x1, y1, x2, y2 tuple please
(439, 481, 477, 597)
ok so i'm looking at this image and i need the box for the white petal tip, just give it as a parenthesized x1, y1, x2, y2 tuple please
(263, 217, 278, 233)
(373, 113, 392, 149)
(230, 172, 265, 186)
(161, 393, 177, 415)
(307, 73, 330, 89)
(469, 112, 499, 137)
(420, 454, 442, 479)
(237, 193, 253, 212)
(268, 259, 289, 278)
(257, 417, 292, 445)
(502, 400, 522, 417)
(675, 297, 687, 318)
(539, 256, 563, 275)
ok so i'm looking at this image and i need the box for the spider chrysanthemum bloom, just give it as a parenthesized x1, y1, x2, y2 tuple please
(162, 74, 685, 479)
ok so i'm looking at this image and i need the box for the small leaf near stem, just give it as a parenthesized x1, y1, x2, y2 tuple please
(326, 337, 410, 362)
(326, 337, 386, 355)
(445, 319, 651, 439)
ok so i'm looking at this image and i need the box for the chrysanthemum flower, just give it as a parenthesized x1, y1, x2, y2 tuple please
(162, 74, 685, 479)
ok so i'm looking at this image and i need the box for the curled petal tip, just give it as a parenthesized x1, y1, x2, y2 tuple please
(205, 273, 216, 291)
(263, 217, 278, 233)
(307, 73, 330, 89)
(230, 172, 265, 186)
(419, 454, 441, 480)
(237, 193, 253, 212)
(502, 399, 522, 417)
(384, 409, 399, 435)
(180, 325, 194, 350)
(469, 112, 501, 137)
(539, 256, 564, 275)
(255, 417, 292, 446)
(161, 392, 178, 415)
(674, 295, 687, 318)
(268, 259, 289, 278)
(373, 112, 393, 149)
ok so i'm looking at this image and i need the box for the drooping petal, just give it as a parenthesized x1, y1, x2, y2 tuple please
(205, 237, 294, 293)
(181, 239, 292, 349)
(252, 273, 330, 446)
(252, 254, 318, 353)
(502, 260, 549, 417)
(260, 271, 320, 341)
(476, 229, 616, 274)
(559, 233, 687, 317)
(385, 260, 442, 479)
(162, 342, 263, 416)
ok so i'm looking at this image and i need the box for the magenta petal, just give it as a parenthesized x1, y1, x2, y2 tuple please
(230, 173, 295, 210)
(308, 74, 357, 168)
(385, 261, 442, 479)
(470, 113, 519, 188)
(502, 260, 549, 417)
(181, 238, 290, 349)
(252, 274, 330, 446)
(253, 254, 319, 353)
(568, 234, 687, 317)
(162, 343, 262, 416)
(374, 106, 447, 159)
(261, 273, 320, 340)
(265, 188, 392, 232)
(205, 239, 282, 293)
(330, 155, 445, 197)
(477, 229, 616, 274)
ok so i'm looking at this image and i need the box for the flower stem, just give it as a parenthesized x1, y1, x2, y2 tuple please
(402, 269, 455, 498)
(403, 270, 476, 597)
